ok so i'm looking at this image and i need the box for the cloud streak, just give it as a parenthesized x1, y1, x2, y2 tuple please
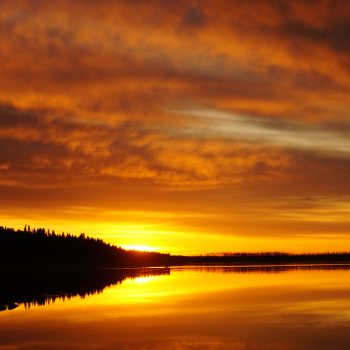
(178, 107, 350, 156)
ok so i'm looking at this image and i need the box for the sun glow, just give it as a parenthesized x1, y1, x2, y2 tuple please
(121, 244, 159, 252)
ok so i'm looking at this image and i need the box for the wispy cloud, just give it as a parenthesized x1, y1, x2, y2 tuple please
(177, 107, 350, 156)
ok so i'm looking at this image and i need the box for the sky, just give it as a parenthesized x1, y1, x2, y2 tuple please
(1, 0, 350, 254)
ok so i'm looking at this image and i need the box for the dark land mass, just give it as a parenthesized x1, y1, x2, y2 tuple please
(2, 225, 350, 269)
(1, 225, 350, 312)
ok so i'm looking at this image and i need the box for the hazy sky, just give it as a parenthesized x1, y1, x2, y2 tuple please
(1, 0, 350, 253)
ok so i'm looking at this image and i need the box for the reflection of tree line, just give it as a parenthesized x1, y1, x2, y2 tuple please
(174, 264, 350, 274)
(0, 267, 170, 312)
(2, 264, 350, 312)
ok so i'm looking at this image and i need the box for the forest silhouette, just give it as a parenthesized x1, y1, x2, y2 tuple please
(1, 225, 350, 270)
(0, 225, 173, 268)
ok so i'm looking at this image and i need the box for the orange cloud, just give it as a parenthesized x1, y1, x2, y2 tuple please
(1, 0, 350, 252)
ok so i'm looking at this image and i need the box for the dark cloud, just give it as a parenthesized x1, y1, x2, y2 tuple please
(0, 103, 40, 127)
(180, 6, 206, 29)
(0, 138, 69, 168)
(281, 18, 350, 55)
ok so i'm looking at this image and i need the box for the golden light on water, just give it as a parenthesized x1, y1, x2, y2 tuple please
(3, 267, 350, 349)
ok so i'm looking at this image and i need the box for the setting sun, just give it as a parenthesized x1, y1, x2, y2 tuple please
(122, 244, 158, 252)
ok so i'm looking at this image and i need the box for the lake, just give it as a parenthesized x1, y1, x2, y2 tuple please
(1, 265, 350, 349)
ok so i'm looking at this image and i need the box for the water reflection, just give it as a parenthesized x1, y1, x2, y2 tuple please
(0, 267, 170, 312)
(1, 265, 350, 349)
(174, 263, 350, 274)
(2, 264, 349, 312)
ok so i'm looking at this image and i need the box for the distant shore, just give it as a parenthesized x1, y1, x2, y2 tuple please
(1, 225, 350, 269)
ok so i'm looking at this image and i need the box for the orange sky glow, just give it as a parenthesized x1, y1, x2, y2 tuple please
(1, 0, 350, 254)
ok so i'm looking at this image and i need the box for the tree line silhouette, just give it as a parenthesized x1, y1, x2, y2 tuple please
(1, 225, 350, 270)
(0, 225, 173, 268)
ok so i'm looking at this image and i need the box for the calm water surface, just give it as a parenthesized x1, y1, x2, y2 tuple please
(1, 266, 350, 349)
